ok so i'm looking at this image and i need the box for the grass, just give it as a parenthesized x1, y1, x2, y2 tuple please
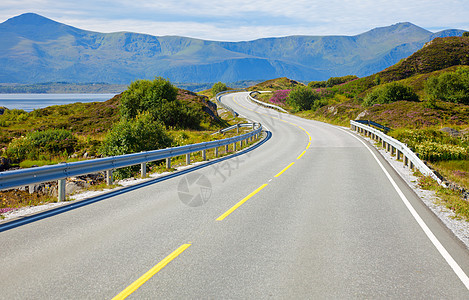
(418, 175, 469, 221)
(430, 160, 469, 190)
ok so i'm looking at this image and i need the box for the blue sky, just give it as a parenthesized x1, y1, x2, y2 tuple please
(1, 0, 468, 41)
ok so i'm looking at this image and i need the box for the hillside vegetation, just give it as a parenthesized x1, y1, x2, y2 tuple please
(0, 79, 226, 167)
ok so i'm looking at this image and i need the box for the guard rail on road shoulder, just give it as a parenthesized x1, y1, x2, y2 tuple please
(354, 120, 391, 133)
(350, 120, 443, 185)
(248, 91, 288, 113)
(0, 123, 263, 201)
(215, 89, 246, 117)
(213, 123, 260, 135)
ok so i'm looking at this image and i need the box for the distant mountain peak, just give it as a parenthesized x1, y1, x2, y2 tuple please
(363, 22, 430, 35)
(3, 12, 59, 26)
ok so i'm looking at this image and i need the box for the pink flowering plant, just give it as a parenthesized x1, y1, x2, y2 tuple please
(269, 89, 290, 106)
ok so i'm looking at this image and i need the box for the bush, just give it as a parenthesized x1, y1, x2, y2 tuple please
(308, 75, 358, 89)
(120, 77, 201, 129)
(308, 81, 326, 88)
(363, 82, 419, 106)
(100, 112, 173, 179)
(6, 129, 77, 162)
(287, 86, 320, 111)
(211, 82, 228, 97)
(463, 32, 469, 37)
(425, 68, 469, 104)
(325, 75, 358, 87)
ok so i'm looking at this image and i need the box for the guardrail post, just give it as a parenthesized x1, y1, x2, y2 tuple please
(106, 170, 114, 185)
(404, 156, 409, 167)
(215, 147, 219, 157)
(166, 157, 171, 169)
(29, 184, 35, 194)
(397, 151, 402, 160)
(225, 144, 229, 153)
(141, 163, 146, 178)
(202, 149, 207, 161)
(58, 179, 66, 202)
(233, 142, 237, 151)
(236, 124, 240, 134)
(186, 153, 191, 165)
(106, 170, 113, 185)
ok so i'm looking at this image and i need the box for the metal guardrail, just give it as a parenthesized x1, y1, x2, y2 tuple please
(354, 120, 391, 133)
(248, 91, 289, 113)
(215, 89, 246, 117)
(216, 123, 260, 134)
(350, 120, 443, 185)
(0, 123, 263, 200)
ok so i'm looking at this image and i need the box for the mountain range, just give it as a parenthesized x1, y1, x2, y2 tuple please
(0, 13, 466, 84)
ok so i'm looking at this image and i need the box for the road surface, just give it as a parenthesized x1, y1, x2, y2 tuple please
(1, 92, 468, 299)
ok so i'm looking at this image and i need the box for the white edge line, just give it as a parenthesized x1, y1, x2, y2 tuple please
(340, 128, 469, 291)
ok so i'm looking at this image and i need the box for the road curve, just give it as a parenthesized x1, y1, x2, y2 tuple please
(0, 92, 469, 299)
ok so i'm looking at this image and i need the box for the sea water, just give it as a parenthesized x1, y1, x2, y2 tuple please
(0, 94, 117, 112)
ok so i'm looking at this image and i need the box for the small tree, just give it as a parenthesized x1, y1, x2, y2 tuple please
(425, 68, 469, 104)
(287, 86, 320, 111)
(211, 82, 228, 97)
(120, 77, 178, 121)
(463, 32, 469, 37)
(120, 77, 201, 129)
(363, 82, 418, 106)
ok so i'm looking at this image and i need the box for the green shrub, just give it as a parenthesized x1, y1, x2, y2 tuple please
(363, 82, 419, 106)
(308, 75, 358, 89)
(325, 75, 358, 87)
(211, 82, 228, 97)
(463, 32, 469, 37)
(100, 112, 173, 179)
(425, 68, 469, 104)
(287, 86, 320, 111)
(6, 129, 77, 162)
(308, 81, 327, 88)
(120, 77, 201, 129)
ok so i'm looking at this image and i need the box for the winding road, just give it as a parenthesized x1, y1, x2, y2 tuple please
(1, 92, 469, 299)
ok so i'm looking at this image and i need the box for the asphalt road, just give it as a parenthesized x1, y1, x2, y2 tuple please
(1, 92, 469, 299)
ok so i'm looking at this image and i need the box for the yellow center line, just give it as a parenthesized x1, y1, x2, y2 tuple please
(306, 142, 311, 149)
(297, 150, 306, 160)
(216, 184, 269, 221)
(274, 162, 295, 178)
(112, 244, 191, 300)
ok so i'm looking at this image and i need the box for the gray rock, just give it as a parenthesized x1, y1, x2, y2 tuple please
(355, 110, 369, 120)
(440, 127, 460, 137)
